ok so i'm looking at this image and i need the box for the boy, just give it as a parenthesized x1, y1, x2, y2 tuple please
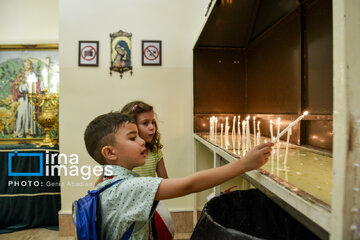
(84, 112, 273, 240)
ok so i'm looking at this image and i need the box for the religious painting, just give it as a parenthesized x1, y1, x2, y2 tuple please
(110, 30, 133, 78)
(0, 44, 59, 145)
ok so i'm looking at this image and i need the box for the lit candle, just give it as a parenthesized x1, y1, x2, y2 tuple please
(246, 116, 251, 150)
(237, 116, 241, 137)
(272, 112, 309, 143)
(284, 128, 292, 168)
(257, 121, 261, 145)
(253, 117, 256, 146)
(225, 117, 229, 139)
(214, 117, 218, 138)
(270, 120, 274, 141)
(232, 116, 236, 138)
(242, 120, 246, 151)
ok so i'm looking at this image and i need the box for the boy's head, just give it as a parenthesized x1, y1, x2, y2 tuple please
(84, 112, 137, 165)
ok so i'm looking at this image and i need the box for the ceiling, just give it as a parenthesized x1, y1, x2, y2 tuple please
(196, 0, 299, 48)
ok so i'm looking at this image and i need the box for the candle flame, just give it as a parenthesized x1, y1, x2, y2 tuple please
(265, 140, 267, 143)
(246, 116, 250, 120)
(253, 116, 256, 120)
(303, 111, 309, 116)
(277, 117, 281, 122)
(270, 120, 273, 124)
(258, 121, 260, 124)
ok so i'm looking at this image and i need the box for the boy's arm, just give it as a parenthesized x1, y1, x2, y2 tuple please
(156, 158, 168, 179)
(154, 143, 273, 201)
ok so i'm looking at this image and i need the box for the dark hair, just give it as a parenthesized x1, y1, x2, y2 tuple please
(84, 112, 134, 165)
(120, 101, 162, 152)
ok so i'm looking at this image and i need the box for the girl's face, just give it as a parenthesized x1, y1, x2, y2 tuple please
(136, 111, 156, 143)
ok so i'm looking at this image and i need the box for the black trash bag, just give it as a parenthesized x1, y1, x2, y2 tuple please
(191, 189, 320, 240)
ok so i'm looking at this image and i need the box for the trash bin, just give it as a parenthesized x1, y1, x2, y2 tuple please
(191, 189, 320, 240)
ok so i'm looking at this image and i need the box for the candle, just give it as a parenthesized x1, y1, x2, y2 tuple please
(232, 116, 236, 138)
(253, 117, 256, 146)
(284, 128, 292, 168)
(214, 117, 218, 138)
(270, 120, 274, 141)
(246, 116, 251, 150)
(221, 123, 223, 139)
(276, 118, 280, 171)
(272, 112, 309, 143)
(242, 121, 246, 151)
(257, 121, 261, 145)
(237, 116, 241, 138)
(225, 117, 229, 139)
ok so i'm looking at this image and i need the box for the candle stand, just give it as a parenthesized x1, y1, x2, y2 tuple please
(28, 88, 59, 147)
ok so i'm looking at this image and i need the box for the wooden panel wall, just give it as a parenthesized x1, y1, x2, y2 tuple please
(193, 48, 246, 114)
(246, 9, 302, 114)
(303, 0, 333, 114)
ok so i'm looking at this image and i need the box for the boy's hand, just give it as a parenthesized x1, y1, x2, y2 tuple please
(241, 143, 274, 172)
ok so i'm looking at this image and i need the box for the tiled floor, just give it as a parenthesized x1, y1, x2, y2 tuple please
(0, 228, 192, 240)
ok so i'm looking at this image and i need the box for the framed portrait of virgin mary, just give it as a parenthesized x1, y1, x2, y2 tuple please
(0, 44, 59, 145)
(109, 30, 133, 78)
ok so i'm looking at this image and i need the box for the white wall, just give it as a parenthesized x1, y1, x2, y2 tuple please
(0, 0, 58, 44)
(59, 0, 209, 212)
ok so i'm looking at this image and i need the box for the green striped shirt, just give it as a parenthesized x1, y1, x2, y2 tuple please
(133, 149, 163, 177)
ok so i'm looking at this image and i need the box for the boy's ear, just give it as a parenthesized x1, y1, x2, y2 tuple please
(101, 145, 117, 162)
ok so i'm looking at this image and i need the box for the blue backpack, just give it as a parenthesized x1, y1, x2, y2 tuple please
(73, 179, 135, 240)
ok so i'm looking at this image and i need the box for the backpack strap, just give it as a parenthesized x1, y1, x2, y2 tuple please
(98, 178, 135, 240)
(98, 179, 123, 193)
(120, 222, 135, 240)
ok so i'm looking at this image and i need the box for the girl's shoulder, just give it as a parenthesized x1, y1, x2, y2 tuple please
(148, 148, 163, 159)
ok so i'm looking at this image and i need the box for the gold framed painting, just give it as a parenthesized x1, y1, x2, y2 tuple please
(0, 44, 59, 145)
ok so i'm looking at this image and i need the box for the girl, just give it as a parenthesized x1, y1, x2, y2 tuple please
(120, 101, 168, 179)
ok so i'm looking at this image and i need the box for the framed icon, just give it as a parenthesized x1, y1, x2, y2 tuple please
(79, 41, 99, 66)
(110, 30, 132, 78)
(142, 40, 161, 66)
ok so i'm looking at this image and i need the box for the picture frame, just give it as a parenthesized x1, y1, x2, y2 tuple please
(0, 44, 59, 145)
(78, 41, 99, 66)
(142, 40, 162, 66)
(110, 30, 133, 78)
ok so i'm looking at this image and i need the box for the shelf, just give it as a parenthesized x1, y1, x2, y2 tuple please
(194, 133, 331, 239)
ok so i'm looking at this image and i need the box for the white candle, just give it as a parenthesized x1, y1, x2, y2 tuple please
(225, 117, 229, 139)
(221, 123, 223, 139)
(246, 116, 251, 150)
(276, 118, 280, 170)
(237, 116, 241, 137)
(214, 118, 218, 137)
(253, 117, 256, 146)
(272, 112, 309, 143)
(232, 116, 236, 138)
(284, 128, 292, 167)
(32, 82, 36, 94)
(257, 121, 261, 145)
(42, 67, 48, 88)
(270, 120, 274, 141)
(242, 121, 246, 150)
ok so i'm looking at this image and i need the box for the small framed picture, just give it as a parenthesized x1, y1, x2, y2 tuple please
(79, 41, 99, 66)
(142, 40, 161, 66)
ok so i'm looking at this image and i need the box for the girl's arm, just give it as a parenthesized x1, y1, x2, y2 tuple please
(156, 158, 168, 179)
(154, 143, 273, 201)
